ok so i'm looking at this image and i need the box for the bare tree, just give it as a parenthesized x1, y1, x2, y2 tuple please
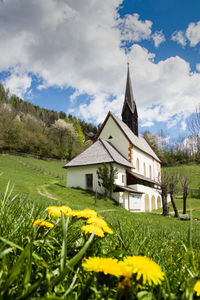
(188, 104, 200, 136)
(187, 104, 200, 159)
(168, 173, 179, 218)
(161, 172, 169, 216)
(180, 175, 190, 214)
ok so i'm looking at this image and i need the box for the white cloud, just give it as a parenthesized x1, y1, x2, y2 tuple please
(171, 30, 187, 47)
(124, 44, 200, 128)
(119, 13, 152, 42)
(140, 121, 154, 127)
(0, 0, 125, 96)
(0, 0, 200, 132)
(3, 69, 32, 98)
(186, 21, 200, 46)
(152, 30, 165, 48)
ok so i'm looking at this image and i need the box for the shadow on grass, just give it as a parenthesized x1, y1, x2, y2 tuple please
(55, 182, 66, 188)
(53, 184, 118, 207)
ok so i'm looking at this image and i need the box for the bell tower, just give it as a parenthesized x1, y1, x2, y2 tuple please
(121, 63, 138, 136)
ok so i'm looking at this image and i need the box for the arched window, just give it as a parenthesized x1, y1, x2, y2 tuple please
(143, 162, 146, 177)
(149, 165, 152, 179)
(136, 158, 140, 172)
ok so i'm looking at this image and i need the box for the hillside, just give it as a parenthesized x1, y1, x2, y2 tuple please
(0, 83, 97, 160)
(163, 164, 200, 190)
(0, 154, 199, 212)
(1, 154, 200, 298)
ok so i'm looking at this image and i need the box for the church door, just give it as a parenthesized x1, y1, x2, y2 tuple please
(86, 174, 93, 190)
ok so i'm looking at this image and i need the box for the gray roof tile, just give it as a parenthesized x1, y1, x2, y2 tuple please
(64, 139, 133, 168)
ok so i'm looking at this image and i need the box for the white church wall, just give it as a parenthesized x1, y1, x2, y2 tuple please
(99, 116, 130, 160)
(113, 164, 127, 186)
(67, 165, 102, 193)
(67, 163, 127, 194)
(133, 146, 160, 183)
(129, 184, 161, 212)
(113, 191, 129, 208)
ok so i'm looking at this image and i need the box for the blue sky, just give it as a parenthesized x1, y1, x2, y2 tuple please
(0, 0, 200, 141)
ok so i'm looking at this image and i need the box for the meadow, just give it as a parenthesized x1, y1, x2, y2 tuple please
(0, 154, 200, 299)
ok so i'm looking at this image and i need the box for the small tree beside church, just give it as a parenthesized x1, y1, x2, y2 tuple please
(97, 164, 118, 198)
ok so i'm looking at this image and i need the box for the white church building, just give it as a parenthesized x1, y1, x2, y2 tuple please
(64, 66, 162, 212)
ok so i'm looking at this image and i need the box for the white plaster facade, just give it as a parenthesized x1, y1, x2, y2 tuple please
(67, 163, 127, 195)
(99, 116, 130, 159)
(67, 158, 163, 213)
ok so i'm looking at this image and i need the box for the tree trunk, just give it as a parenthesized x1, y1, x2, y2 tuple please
(170, 193, 179, 217)
(183, 195, 187, 214)
(162, 193, 169, 216)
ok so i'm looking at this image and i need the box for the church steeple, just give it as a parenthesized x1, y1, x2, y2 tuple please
(122, 63, 138, 136)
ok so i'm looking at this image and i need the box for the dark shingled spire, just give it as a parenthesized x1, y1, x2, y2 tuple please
(121, 63, 138, 136)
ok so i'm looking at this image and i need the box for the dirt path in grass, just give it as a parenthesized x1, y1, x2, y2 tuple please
(37, 188, 58, 200)
(37, 182, 58, 200)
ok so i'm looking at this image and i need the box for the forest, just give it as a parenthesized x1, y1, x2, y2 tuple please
(0, 84, 97, 160)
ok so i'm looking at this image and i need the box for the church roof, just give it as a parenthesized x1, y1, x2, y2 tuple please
(122, 64, 138, 116)
(96, 112, 161, 162)
(63, 139, 133, 168)
(114, 184, 143, 194)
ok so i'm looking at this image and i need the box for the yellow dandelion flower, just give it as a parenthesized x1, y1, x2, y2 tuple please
(60, 206, 72, 216)
(69, 210, 81, 217)
(46, 206, 61, 217)
(87, 217, 113, 234)
(32, 218, 54, 228)
(78, 208, 97, 219)
(81, 225, 104, 237)
(68, 208, 97, 219)
(82, 257, 132, 277)
(194, 280, 200, 296)
(123, 256, 164, 286)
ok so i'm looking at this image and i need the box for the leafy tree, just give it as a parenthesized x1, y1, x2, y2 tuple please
(97, 164, 118, 198)
(0, 84, 9, 103)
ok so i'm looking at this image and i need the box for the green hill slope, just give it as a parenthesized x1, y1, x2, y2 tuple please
(1, 154, 200, 296)
(163, 164, 200, 190)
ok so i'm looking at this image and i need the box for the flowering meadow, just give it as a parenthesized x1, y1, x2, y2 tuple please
(0, 186, 200, 300)
(1, 181, 200, 299)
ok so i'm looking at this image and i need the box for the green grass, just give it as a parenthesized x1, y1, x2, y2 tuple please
(0, 154, 66, 205)
(1, 154, 200, 298)
(163, 163, 200, 189)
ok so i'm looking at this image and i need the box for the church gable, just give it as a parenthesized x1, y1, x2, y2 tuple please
(98, 113, 130, 161)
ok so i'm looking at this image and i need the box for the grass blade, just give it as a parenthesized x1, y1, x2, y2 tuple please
(0, 237, 42, 261)
(3, 244, 30, 293)
(60, 214, 70, 273)
(51, 232, 94, 287)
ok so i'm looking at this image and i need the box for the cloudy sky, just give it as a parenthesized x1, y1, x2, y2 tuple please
(0, 0, 200, 139)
